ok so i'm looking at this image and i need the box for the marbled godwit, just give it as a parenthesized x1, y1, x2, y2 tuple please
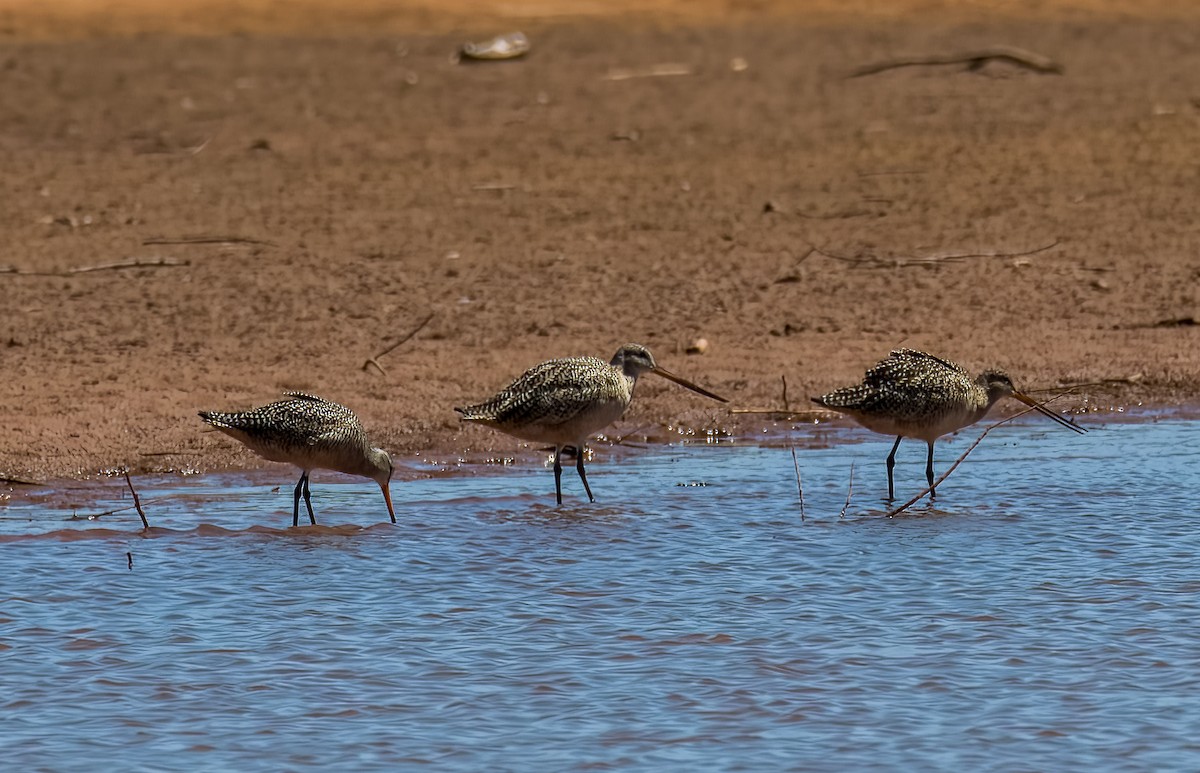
(812, 349, 1086, 500)
(456, 343, 728, 505)
(198, 392, 395, 526)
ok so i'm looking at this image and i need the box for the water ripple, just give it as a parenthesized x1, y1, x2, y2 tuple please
(0, 418, 1198, 770)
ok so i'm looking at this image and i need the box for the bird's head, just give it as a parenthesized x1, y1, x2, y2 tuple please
(609, 343, 658, 377)
(366, 447, 397, 523)
(977, 369, 1086, 434)
(977, 369, 1016, 405)
(610, 343, 727, 402)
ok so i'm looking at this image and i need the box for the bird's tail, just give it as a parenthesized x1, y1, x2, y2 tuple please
(198, 410, 234, 429)
(454, 405, 487, 421)
(810, 386, 866, 410)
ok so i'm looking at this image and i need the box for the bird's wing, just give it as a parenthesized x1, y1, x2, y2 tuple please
(882, 349, 970, 379)
(283, 391, 332, 404)
(461, 357, 613, 427)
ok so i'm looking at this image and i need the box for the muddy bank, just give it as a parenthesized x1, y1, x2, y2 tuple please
(1, 1, 1198, 481)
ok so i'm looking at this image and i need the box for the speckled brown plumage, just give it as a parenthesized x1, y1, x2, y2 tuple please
(456, 343, 727, 505)
(199, 392, 395, 526)
(814, 349, 990, 440)
(813, 349, 1084, 500)
(455, 357, 633, 441)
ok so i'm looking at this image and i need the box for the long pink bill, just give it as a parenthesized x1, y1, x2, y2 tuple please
(381, 483, 397, 524)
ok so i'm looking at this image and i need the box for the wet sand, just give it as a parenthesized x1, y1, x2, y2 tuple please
(1, 0, 1198, 481)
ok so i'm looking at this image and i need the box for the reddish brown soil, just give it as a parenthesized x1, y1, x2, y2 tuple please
(1, 0, 1198, 481)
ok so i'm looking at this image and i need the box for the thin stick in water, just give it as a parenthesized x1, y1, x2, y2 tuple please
(839, 462, 856, 518)
(790, 447, 805, 521)
(123, 469, 150, 530)
(883, 408, 1036, 517)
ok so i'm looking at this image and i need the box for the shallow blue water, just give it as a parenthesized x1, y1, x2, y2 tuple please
(2, 416, 1199, 771)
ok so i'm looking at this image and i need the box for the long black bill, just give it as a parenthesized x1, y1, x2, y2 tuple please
(1012, 392, 1087, 434)
(652, 367, 729, 403)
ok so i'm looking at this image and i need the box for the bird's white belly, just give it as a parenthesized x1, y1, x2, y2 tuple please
(507, 398, 629, 447)
(853, 407, 987, 443)
(222, 429, 353, 474)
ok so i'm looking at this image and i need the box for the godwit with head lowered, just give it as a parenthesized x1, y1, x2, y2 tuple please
(456, 343, 728, 505)
(812, 349, 1086, 500)
(199, 392, 395, 526)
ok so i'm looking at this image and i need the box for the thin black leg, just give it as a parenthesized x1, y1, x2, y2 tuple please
(292, 473, 305, 527)
(886, 436, 902, 501)
(926, 442, 937, 499)
(576, 445, 595, 503)
(302, 474, 316, 524)
(553, 446, 564, 506)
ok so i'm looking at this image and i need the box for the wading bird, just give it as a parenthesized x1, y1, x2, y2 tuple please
(813, 349, 1086, 500)
(199, 392, 395, 526)
(456, 343, 727, 504)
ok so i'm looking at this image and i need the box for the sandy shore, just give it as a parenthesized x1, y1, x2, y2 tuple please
(1, 0, 1198, 481)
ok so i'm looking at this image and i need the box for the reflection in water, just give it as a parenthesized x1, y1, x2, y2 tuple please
(1, 417, 1198, 770)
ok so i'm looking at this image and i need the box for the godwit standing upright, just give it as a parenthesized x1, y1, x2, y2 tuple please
(812, 349, 1086, 500)
(199, 392, 396, 526)
(456, 343, 728, 504)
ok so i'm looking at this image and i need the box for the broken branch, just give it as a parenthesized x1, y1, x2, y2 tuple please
(880, 394, 1076, 518)
(811, 239, 1059, 269)
(849, 46, 1063, 78)
(142, 235, 277, 247)
(612, 423, 653, 447)
(790, 447, 805, 522)
(729, 408, 827, 418)
(838, 462, 856, 518)
(362, 313, 435, 376)
(604, 63, 691, 81)
(78, 498, 162, 521)
(123, 469, 150, 530)
(0, 258, 188, 277)
(0, 474, 42, 486)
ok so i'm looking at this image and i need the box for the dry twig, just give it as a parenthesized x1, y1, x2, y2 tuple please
(790, 447, 805, 522)
(838, 462, 856, 519)
(849, 46, 1063, 78)
(611, 424, 653, 447)
(729, 374, 818, 418)
(1026, 375, 1141, 393)
(794, 208, 877, 220)
(123, 469, 150, 530)
(1, 474, 42, 486)
(881, 404, 1059, 517)
(729, 407, 828, 418)
(76, 502, 146, 521)
(764, 201, 879, 220)
(0, 258, 188, 277)
(142, 235, 277, 247)
(811, 239, 1059, 269)
(858, 170, 926, 177)
(604, 63, 691, 81)
(363, 313, 435, 376)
